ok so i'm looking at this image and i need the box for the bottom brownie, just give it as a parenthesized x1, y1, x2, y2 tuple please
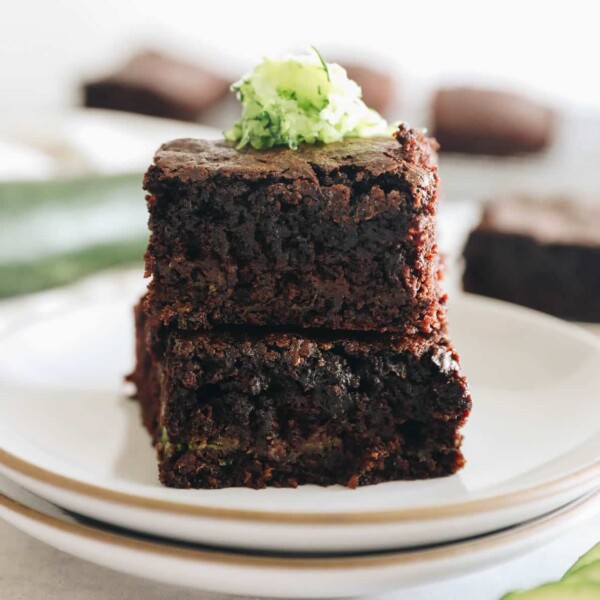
(129, 301, 471, 489)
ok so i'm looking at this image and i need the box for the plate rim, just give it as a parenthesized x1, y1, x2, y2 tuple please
(1, 487, 599, 570)
(1, 440, 599, 525)
(1, 280, 599, 525)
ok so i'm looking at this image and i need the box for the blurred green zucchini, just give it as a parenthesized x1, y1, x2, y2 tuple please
(0, 174, 147, 297)
(0, 237, 146, 298)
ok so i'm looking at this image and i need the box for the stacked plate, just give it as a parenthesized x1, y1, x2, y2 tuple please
(0, 271, 599, 598)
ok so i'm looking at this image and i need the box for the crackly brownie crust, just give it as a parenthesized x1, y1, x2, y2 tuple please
(143, 125, 445, 335)
(130, 300, 471, 489)
(463, 197, 600, 322)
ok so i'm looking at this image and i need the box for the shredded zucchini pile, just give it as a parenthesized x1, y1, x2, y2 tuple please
(225, 48, 389, 150)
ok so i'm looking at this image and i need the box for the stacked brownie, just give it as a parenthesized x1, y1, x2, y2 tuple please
(130, 124, 471, 489)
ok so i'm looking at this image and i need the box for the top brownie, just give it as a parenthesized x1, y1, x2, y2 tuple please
(143, 124, 445, 335)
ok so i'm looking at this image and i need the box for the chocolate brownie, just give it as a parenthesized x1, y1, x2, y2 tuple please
(143, 124, 445, 336)
(463, 196, 600, 322)
(433, 87, 555, 156)
(83, 51, 230, 121)
(129, 300, 470, 489)
(340, 63, 395, 115)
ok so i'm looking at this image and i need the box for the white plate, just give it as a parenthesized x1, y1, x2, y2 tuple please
(0, 108, 220, 180)
(0, 271, 599, 553)
(0, 475, 598, 599)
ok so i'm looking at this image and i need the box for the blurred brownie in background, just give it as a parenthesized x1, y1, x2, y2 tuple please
(342, 63, 395, 115)
(463, 196, 600, 322)
(83, 51, 230, 121)
(433, 87, 555, 156)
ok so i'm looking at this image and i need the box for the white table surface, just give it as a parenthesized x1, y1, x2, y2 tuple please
(1, 515, 599, 600)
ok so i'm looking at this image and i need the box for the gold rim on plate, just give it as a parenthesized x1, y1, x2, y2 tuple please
(0, 488, 599, 569)
(0, 447, 598, 524)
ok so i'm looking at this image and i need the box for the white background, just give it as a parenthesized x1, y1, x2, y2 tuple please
(2, 0, 600, 116)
